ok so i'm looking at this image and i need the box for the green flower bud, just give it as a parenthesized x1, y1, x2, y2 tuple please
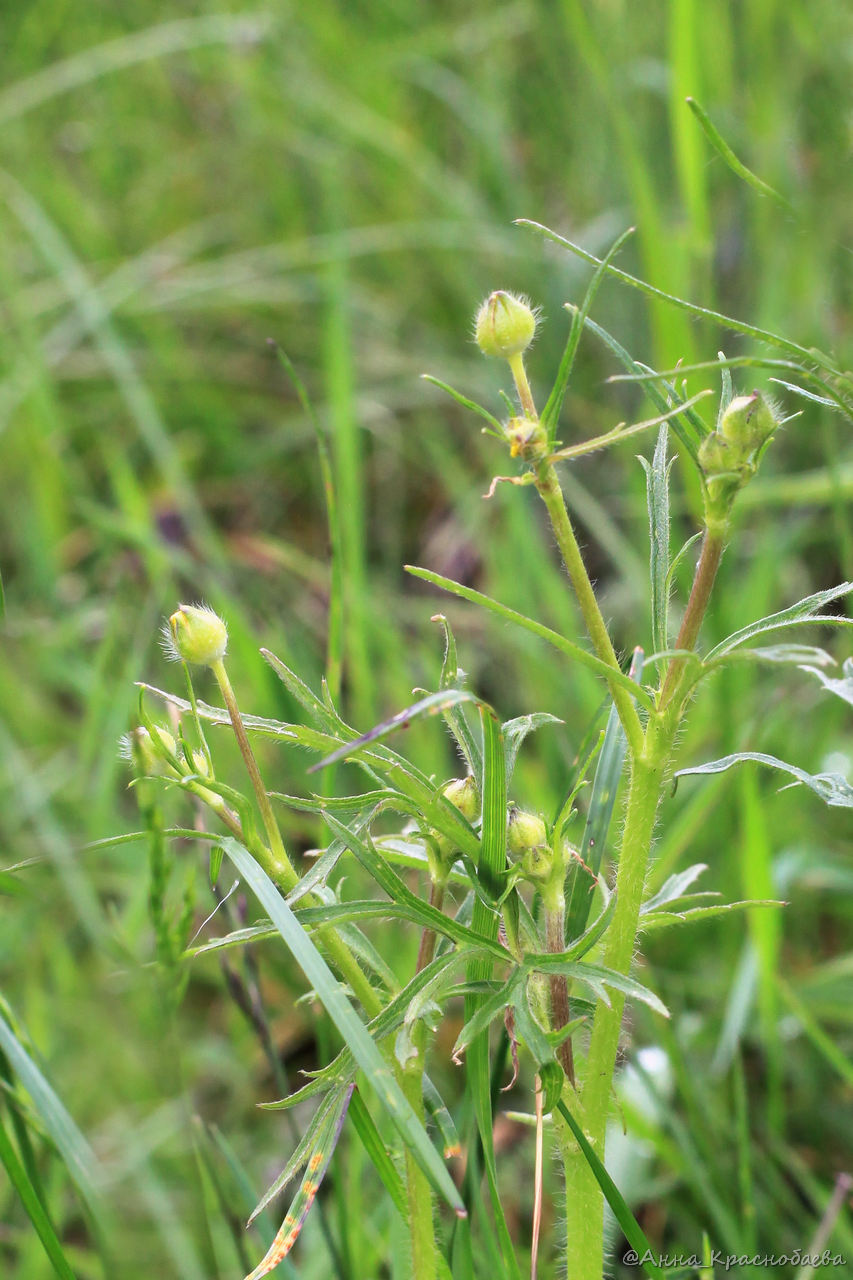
(698, 430, 738, 477)
(441, 775, 480, 823)
(506, 805, 547, 857)
(121, 725, 177, 777)
(427, 776, 480, 876)
(165, 603, 227, 667)
(719, 392, 777, 455)
(191, 749, 212, 779)
(475, 291, 537, 359)
(519, 843, 553, 883)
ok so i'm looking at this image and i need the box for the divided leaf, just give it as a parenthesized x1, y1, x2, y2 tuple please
(675, 752, 853, 809)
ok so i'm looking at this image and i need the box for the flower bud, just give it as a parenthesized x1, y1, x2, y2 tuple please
(698, 430, 737, 477)
(165, 603, 227, 667)
(442, 775, 480, 823)
(520, 843, 553, 883)
(506, 805, 547, 857)
(427, 776, 480, 876)
(475, 291, 537, 359)
(719, 391, 777, 455)
(121, 725, 177, 777)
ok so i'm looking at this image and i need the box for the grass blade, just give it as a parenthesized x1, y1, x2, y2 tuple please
(555, 1100, 665, 1280)
(0, 1108, 76, 1280)
(348, 1088, 408, 1220)
(218, 838, 466, 1217)
(0, 1010, 102, 1217)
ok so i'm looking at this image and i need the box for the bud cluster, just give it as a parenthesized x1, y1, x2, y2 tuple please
(699, 392, 778, 524)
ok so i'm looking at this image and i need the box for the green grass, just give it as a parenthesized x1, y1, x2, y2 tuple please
(1, 2, 851, 1277)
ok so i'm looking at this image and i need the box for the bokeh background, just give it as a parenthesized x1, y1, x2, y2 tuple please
(1, 2, 851, 1277)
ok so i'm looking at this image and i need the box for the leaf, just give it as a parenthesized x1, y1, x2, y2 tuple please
(800, 656, 853, 707)
(575, 315, 706, 461)
(217, 838, 466, 1217)
(685, 97, 792, 211)
(525, 960, 669, 1019)
(0, 1111, 76, 1280)
(675, 752, 853, 809)
(502, 712, 562, 789)
(515, 219, 826, 376)
(705, 583, 853, 660)
(348, 1088, 408, 1218)
(422, 1075, 462, 1160)
(261, 648, 347, 734)
(708, 643, 838, 670)
(541, 226, 635, 440)
(404, 566, 656, 712)
(319, 815, 508, 960)
(243, 1085, 353, 1279)
(641, 901, 784, 932)
(555, 1100, 666, 1280)
(0, 1011, 102, 1216)
(548, 389, 711, 464)
(641, 863, 709, 915)
(248, 1087, 345, 1224)
(420, 374, 503, 433)
(433, 614, 483, 785)
(462, 711, 521, 1280)
(769, 377, 841, 409)
(308, 688, 488, 773)
(510, 993, 563, 1112)
(639, 424, 672, 654)
(452, 973, 524, 1062)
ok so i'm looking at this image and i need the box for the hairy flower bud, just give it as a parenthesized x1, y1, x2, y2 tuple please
(719, 391, 777, 454)
(506, 805, 547, 856)
(427, 776, 480, 876)
(442, 775, 480, 822)
(165, 603, 227, 667)
(121, 725, 177, 777)
(475, 291, 537, 359)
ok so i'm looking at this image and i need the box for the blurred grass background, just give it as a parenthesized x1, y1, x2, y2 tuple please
(0, 2, 851, 1276)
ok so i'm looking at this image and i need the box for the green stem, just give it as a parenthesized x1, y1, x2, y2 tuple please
(402, 1062, 437, 1280)
(561, 515, 728, 1280)
(209, 659, 381, 1018)
(535, 462, 644, 757)
(211, 658, 298, 891)
(563, 740, 668, 1280)
(508, 351, 537, 420)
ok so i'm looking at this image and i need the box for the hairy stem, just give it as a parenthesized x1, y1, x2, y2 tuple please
(535, 462, 644, 756)
(544, 894, 575, 1086)
(660, 523, 727, 706)
(562, 511, 727, 1279)
(415, 879, 446, 974)
(211, 658, 298, 891)
(402, 1063, 437, 1280)
(208, 660, 381, 1017)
